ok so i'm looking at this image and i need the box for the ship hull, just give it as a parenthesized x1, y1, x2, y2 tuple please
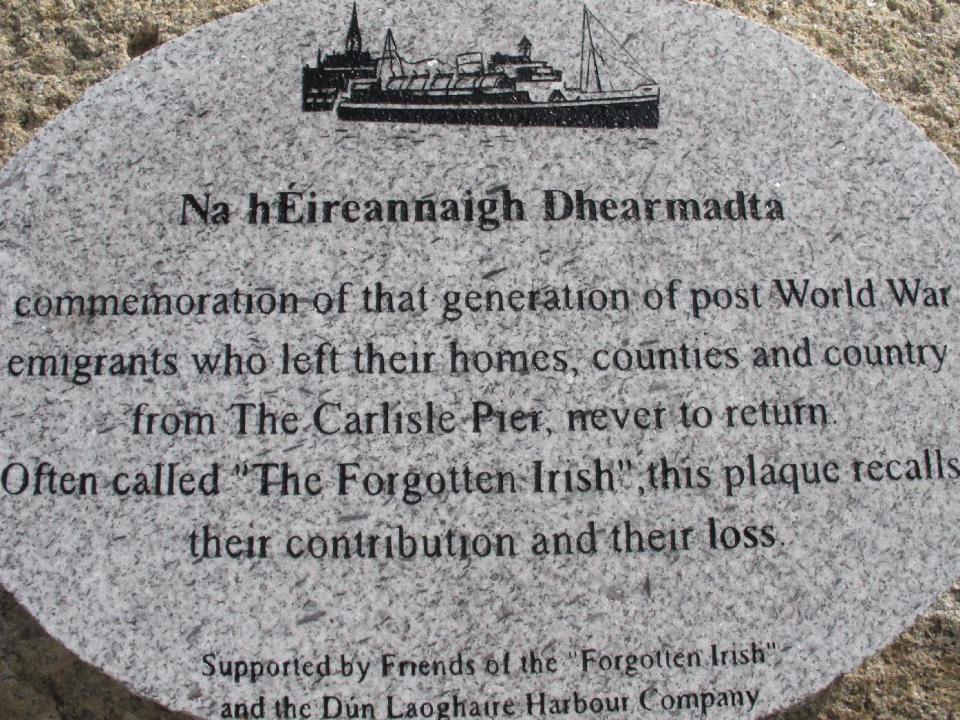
(336, 95, 659, 128)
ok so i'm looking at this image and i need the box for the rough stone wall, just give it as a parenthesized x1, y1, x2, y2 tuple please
(0, 1, 957, 718)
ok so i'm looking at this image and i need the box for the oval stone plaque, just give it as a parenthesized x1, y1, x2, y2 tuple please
(0, 0, 958, 718)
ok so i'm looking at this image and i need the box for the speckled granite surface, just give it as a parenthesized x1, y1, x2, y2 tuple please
(0, 1, 958, 718)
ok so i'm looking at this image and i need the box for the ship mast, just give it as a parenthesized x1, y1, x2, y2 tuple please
(578, 5, 657, 92)
(378, 29, 405, 79)
(579, 6, 603, 93)
(579, 8, 586, 91)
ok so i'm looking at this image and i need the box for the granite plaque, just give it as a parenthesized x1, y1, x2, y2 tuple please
(0, 0, 958, 718)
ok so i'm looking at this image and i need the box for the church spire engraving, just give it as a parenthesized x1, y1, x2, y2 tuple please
(346, 2, 362, 54)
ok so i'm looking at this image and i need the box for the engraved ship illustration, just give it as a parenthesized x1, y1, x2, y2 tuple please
(302, 3, 660, 128)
